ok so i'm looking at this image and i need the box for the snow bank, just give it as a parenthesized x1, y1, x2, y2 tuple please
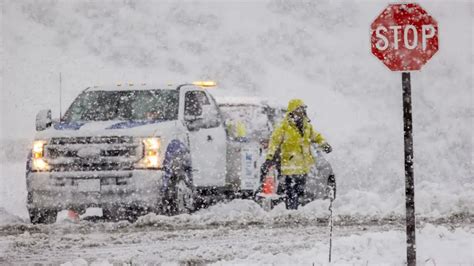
(0, 163, 28, 219)
(213, 224, 474, 265)
(0, 207, 25, 225)
(136, 200, 269, 229)
(60, 259, 112, 266)
(416, 181, 474, 218)
(135, 193, 471, 231)
(135, 185, 473, 229)
(333, 181, 474, 219)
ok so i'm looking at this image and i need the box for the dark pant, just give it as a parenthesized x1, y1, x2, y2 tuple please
(284, 175, 307, 210)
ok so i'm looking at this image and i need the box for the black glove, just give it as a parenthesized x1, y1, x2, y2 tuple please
(326, 174, 336, 200)
(321, 143, 332, 153)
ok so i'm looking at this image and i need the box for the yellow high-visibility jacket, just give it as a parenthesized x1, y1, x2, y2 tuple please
(266, 101, 326, 175)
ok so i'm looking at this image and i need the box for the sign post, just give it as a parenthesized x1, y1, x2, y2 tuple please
(370, 3, 439, 266)
(402, 71, 416, 264)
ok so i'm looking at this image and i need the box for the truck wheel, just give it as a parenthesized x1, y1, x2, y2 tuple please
(28, 208, 57, 224)
(161, 140, 195, 215)
(163, 179, 194, 216)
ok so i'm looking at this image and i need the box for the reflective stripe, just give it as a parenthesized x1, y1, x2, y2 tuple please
(281, 165, 302, 171)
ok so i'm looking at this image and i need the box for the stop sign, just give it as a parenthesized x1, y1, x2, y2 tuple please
(371, 3, 439, 71)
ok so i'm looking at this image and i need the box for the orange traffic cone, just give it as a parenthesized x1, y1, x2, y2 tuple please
(262, 175, 275, 195)
(67, 209, 80, 222)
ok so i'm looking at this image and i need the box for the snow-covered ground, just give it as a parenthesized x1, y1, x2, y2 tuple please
(3, 225, 472, 265)
(216, 224, 473, 265)
(1, 200, 472, 265)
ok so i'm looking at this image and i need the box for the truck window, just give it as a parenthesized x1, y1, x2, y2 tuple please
(184, 91, 204, 116)
(63, 89, 179, 122)
(185, 90, 220, 129)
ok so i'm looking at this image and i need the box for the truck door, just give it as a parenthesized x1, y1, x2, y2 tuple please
(183, 90, 227, 187)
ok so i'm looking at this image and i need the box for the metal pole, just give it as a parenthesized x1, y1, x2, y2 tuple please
(402, 72, 416, 266)
(328, 188, 334, 263)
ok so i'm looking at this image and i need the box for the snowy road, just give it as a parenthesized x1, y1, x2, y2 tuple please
(0, 200, 472, 265)
(0, 222, 346, 264)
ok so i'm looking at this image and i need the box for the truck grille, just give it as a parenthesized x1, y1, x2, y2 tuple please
(49, 136, 134, 145)
(45, 136, 142, 172)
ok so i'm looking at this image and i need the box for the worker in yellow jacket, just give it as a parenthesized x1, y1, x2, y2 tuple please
(262, 99, 332, 209)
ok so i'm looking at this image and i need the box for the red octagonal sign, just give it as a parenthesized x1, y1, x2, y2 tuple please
(371, 3, 439, 71)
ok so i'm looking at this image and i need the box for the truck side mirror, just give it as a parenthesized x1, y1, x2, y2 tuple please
(185, 118, 202, 131)
(36, 109, 52, 131)
(184, 102, 203, 124)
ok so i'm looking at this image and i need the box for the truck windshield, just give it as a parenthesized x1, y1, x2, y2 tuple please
(63, 90, 179, 122)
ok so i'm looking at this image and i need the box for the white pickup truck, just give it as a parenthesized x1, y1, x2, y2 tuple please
(26, 82, 279, 223)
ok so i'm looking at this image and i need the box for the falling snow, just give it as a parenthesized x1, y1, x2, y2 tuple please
(0, 0, 472, 265)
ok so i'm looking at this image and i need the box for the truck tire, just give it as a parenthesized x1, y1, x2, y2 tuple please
(161, 140, 195, 216)
(163, 178, 194, 215)
(28, 208, 57, 224)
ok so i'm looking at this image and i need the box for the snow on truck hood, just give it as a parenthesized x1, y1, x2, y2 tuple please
(34, 120, 180, 139)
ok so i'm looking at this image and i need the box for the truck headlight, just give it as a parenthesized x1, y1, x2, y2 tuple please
(136, 137, 162, 169)
(32, 140, 49, 171)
